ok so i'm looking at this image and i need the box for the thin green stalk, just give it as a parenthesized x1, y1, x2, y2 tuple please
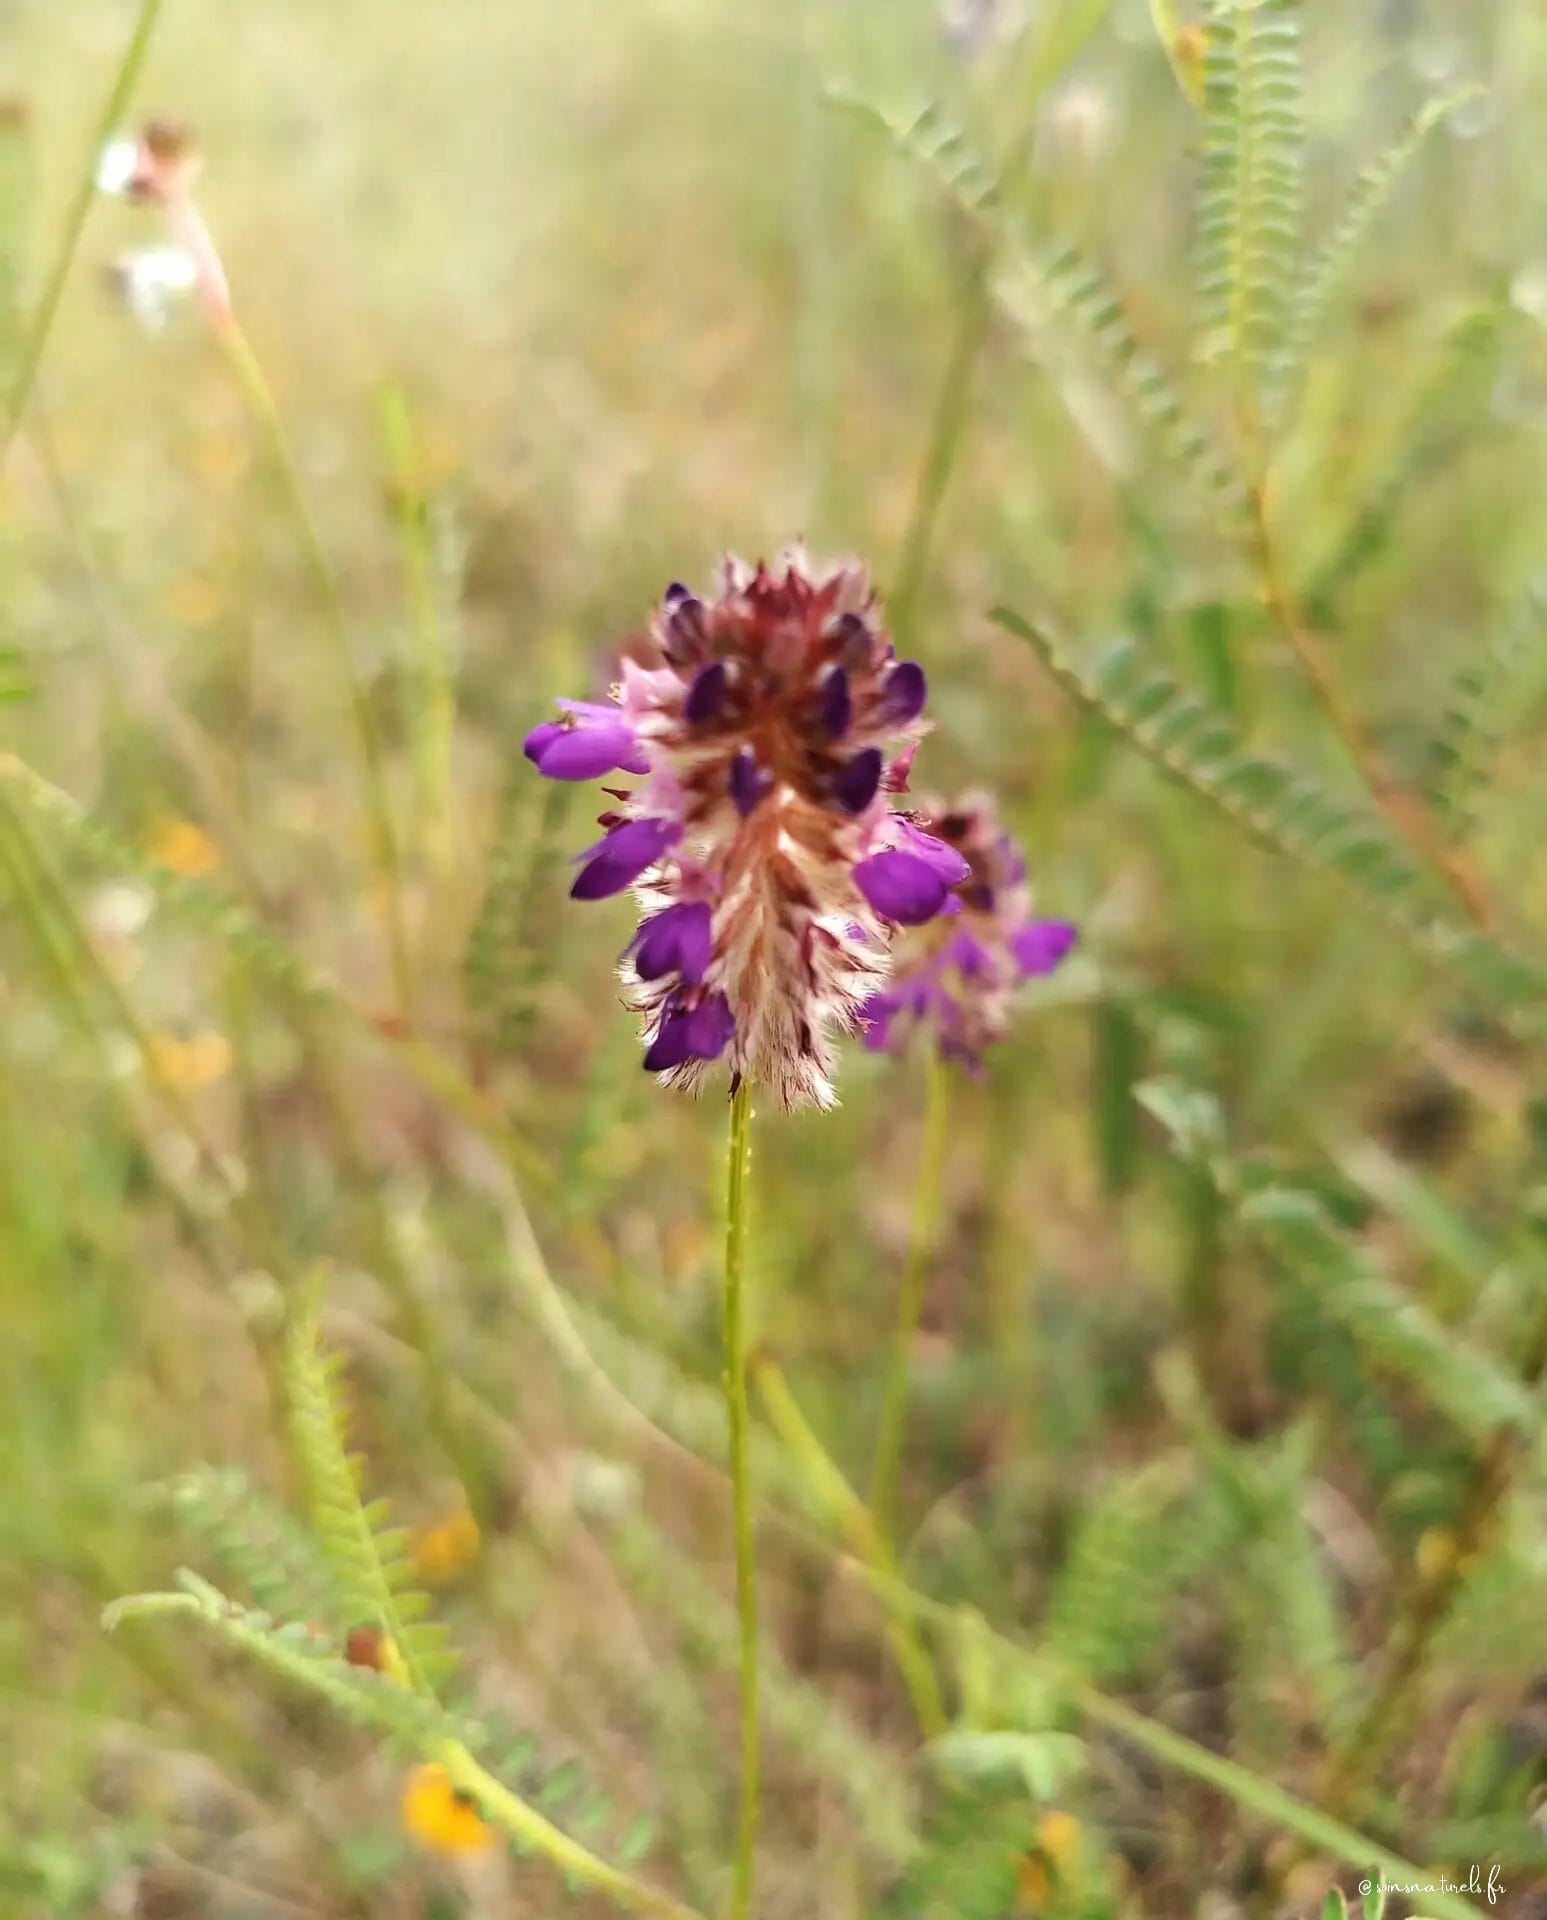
(2, 0, 167, 447)
(870, 1048, 950, 1542)
(447, 1742, 709, 1920)
(218, 322, 415, 1022)
(377, 381, 457, 891)
(722, 1077, 759, 1920)
(754, 1354, 948, 1738)
(890, 4, 1090, 639)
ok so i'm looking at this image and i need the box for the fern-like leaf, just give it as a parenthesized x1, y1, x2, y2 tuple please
(1240, 1187, 1536, 1445)
(992, 610, 1547, 1025)
(1195, 0, 1304, 407)
(838, 89, 1239, 503)
(164, 1466, 339, 1629)
(465, 770, 567, 1054)
(1425, 585, 1546, 835)
(285, 1282, 453, 1693)
(1279, 90, 1479, 416)
(105, 1572, 475, 1749)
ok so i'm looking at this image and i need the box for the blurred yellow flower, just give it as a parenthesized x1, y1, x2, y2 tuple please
(412, 1507, 481, 1587)
(1017, 1809, 1083, 1912)
(166, 574, 223, 626)
(146, 1030, 232, 1090)
(401, 1763, 492, 1856)
(148, 817, 222, 877)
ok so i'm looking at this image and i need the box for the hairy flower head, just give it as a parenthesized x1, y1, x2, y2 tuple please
(527, 548, 969, 1110)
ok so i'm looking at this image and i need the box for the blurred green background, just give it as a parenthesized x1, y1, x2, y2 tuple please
(3, 0, 1547, 1914)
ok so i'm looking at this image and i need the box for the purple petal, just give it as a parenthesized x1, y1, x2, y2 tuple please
(684, 660, 728, 725)
(1011, 918, 1078, 976)
(857, 992, 902, 1052)
(880, 660, 927, 725)
(833, 748, 883, 814)
(946, 929, 994, 979)
(643, 1007, 694, 1072)
(571, 817, 681, 900)
(820, 666, 852, 739)
(630, 902, 714, 984)
(523, 721, 564, 764)
(853, 850, 951, 925)
(889, 820, 971, 885)
(683, 992, 735, 1060)
(730, 748, 770, 818)
(663, 580, 692, 606)
(661, 593, 707, 666)
(536, 722, 647, 781)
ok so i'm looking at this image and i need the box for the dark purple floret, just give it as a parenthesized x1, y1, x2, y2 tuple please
(833, 747, 883, 814)
(571, 816, 681, 900)
(1012, 918, 1079, 976)
(685, 659, 729, 725)
(630, 901, 713, 983)
(730, 748, 770, 817)
(880, 660, 927, 726)
(853, 849, 953, 925)
(832, 611, 874, 671)
(661, 591, 708, 666)
(819, 666, 852, 739)
(644, 990, 735, 1072)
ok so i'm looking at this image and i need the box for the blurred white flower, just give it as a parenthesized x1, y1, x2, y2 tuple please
(85, 878, 152, 939)
(1043, 80, 1114, 168)
(95, 136, 142, 198)
(109, 245, 199, 331)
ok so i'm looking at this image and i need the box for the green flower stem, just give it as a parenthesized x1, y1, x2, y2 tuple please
(3, 0, 167, 448)
(869, 1047, 950, 1544)
(722, 1078, 759, 1920)
(217, 321, 416, 1025)
(438, 1740, 705, 1920)
(753, 1355, 948, 1739)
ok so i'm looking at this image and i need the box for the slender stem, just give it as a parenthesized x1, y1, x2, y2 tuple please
(218, 322, 416, 1022)
(869, 1048, 950, 1542)
(722, 1078, 759, 1920)
(2, 0, 167, 449)
(1248, 478, 1498, 932)
(889, 21, 1054, 642)
(437, 1740, 705, 1920)
(754, 1355, 948, 1738)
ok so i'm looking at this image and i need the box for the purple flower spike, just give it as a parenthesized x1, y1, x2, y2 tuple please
(833, 747, 883, 814)
(684, 660, 729, 725)
(631, 901, 714, 983)
(880, 660, 927, 726)
(820, 666, 852, 739)
(1011, 918, 1078, 976)
(572, 817, 681, 900)
(730, 748, 770, 817)
(853, 850, 953, 925)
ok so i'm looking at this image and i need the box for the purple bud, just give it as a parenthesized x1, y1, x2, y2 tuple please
(819, 666, 852, 739)
(643, 990, 734, 1071)
(1011, 918, 1078, 976)
(856, 991, 902, 1053)
(880, 660, 927, 726)
(832, 747, 883, 814)
(832, 611, 874, 671)
(853, 849, 952, 925)
(662, 594, 708, 667)
(571, 817, 681, 900)
(643, 1006, 694, 1072)
(523, 721, 565, 764)
(684, 660, 729, 725)
(890, 820, 971, 886)
(630, 901, 714, 984)
(683, 991, 735, 1061)
(730, 748, 770, 817)
(532, 721, 648, 781)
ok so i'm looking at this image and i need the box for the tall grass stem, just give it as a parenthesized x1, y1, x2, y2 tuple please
(723, 1078, 759, 1920)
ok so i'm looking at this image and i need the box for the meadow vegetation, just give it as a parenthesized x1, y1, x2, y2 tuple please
(2, 1, 1546, 1915)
